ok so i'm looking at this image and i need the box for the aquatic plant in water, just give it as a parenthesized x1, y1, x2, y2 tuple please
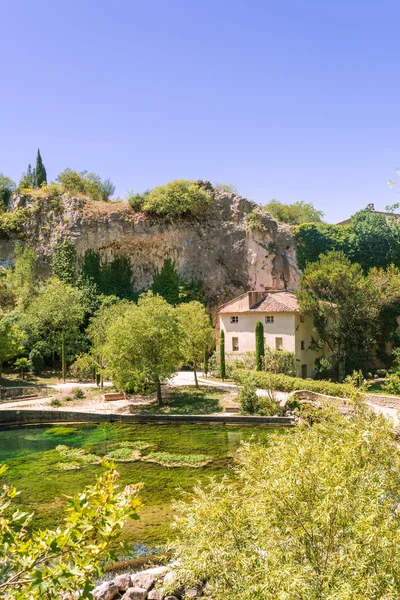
(143, 451, 211, 467)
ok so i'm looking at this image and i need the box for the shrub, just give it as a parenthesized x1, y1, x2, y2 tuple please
(376, 368, 387, 378)
(233, 370, 355, 399)
(127, 192, 146, 211)
(142, 180, 211, 217)
(64, 395, 73, 402)
(383, 373, 400, 395)
(50, 398, 62, 407)
(0, 174, 15, 211)
(57, 169, 115, 201)
(239, 383, 259, 414)
(69, 354, 94, 381)
(0, 208, 29, 237)
(258, 394, 281, 416)
(29, 347, 45, 375)
(263, 348, 296, 376)
(226, 352, 256, 373)
(245, 209, 268, 232)
(73, 387, 85, 400)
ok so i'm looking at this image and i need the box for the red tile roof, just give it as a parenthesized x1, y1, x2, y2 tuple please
(219, 290, 299, 314)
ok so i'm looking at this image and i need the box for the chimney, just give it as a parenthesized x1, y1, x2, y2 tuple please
(366, 203, 374, 211)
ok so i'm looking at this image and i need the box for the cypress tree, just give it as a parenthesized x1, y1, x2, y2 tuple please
(255, 321, 265, 371)
(36, 149, 47, 187)
(203, 348, 209, 377)
(220, 330, 226, 381)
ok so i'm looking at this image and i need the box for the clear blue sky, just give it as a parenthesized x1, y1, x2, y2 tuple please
(1, 0, 399, 223)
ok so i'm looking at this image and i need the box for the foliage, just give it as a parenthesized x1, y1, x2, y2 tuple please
(28, 347, 45, 375)
(127, 190, 149, 211)
(263, 347, 296, 376)
(239, 382, 259, 414)
(295, 209, 400, 272)
(0, 464, 141, 599)
(177, 301, 214, 387)
(224, 351, 256, 374)
(219, 330, 226, 381)
(0, 174, 15, 211)
(18, 164, 36, 190)
(383, 373, 400, 395)
(14, 357, 30, 379)
(144, 451, 210, 466)
(103, 292, 182, 402)
(298, 251, 380, 380)
(57, 169, 115, 201)
(129, 386, 224, 415)
(51, 239, 77, 284)
(255, 321, 264, 371)
(6, 243, 38, 310)
(69, 353, 94, 381)
(142, 180, 211, 217)
(0, 208, 29, 238)
(152, 258, 181, 305)
(0, 318, 24, 376)
(264, 199, 324, 224)
(233, 369, 355, 398)
(214, 183, 239, 194)
(73, 387, 85, 399)
(245, 209, 268, 232)
(35, 149, 47, 187)
(79, 250, 135, 299)
(172, 404, 400, 599)
(24, 278, 86, 365)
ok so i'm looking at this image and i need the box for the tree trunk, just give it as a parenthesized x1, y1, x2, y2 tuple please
(337, 345, 345, 383)
(21, 369, 25, 381)
(100, 373, 104, 390)
(194, 361, 199, 388)
(0, 361, 2, 379)
(61, 331, 66, 383)
(156, 378, 162, 405)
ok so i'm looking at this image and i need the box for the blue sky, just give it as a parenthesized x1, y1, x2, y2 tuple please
(1, 0, 399, 223)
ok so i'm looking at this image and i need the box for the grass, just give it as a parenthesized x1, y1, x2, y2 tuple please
(130, 386, 227, 415)
(365, 380, 399, 396)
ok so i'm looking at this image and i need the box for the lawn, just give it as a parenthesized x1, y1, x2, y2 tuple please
(366, 380, 399, 397)
(129, 385, 236, 415)
(0, 368, 79, 387)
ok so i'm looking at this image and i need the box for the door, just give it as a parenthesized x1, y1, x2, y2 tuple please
(301, 364, 307, 379)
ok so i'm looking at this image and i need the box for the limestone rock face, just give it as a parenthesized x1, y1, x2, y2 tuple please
(1, 183, 300, 300)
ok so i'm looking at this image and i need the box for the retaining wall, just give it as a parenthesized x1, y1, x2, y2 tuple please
(0, 410, 294, 427)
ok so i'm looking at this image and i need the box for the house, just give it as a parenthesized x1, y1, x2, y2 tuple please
(218, 290, 321, 378)
(336, 203, 400, 226)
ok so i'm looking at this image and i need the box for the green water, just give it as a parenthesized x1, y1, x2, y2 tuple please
(0, 423, 283, 553)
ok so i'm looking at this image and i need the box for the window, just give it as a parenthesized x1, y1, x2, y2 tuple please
(232, 337, 239, 351)
(301, 341, 305, 350)
(230, 316, 238, 323)
(275, 337, 283, 350)
(300, 315, 305, 323)
(265, 316, 274, 324)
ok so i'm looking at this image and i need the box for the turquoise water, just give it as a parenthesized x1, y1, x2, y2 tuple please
(0, 422, 283, 549)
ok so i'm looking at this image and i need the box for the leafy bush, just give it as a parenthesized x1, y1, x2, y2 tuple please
(233, 370, 355, 399)
(263, 348, 296, 376)
(239, 383, 259, 414)
(50, 398, 62, 407)
(127, 192, 146, 211)
(0, 208, 29, 237)
(258, 394, 281, 416)
(69, 354, 94, 381)
(73, 387, 85, 400)
(0, 174, 15, 211)
(52, 239, 77, 284)
(376, 368, 387, 378)
(29, 347, 45, 375)
(142, 180, 211, 217)
(57, 169, 115, 201)
(226, 352, 256, 373)
(382, 373, 400, 395)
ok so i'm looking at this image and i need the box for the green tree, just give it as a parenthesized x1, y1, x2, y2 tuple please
(264, 199, 324, 224)
(298, 251, 380, 380)
(0, 464, 141, 599)
(219, 330, 226, 381)
(0, 319, 24, 378)
(57, 169, 115, 201)
(152, 258, 181, 305)
(87, 300, 130, 389)
(14, 357, 30, 380)
(35, 149, 47, 187)
(25, 279, 85, 380)
(255, 321, 264, 371)
(104, 292, 182, 403)
(18, 164, 36, 190)
(142, 180, 211, 217)
(177, 301, 214, 387)
(6, 244, 38, 310)
(0, 174, 15, 211)
(171, 403, 400, 599)
(51, 239, 77, 284)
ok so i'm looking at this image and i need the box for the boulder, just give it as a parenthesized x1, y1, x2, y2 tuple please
(121, 587, 148, 600)
(115, 573, 132, 591)
(93, 581, 119, 600)
(147, 590, 165, 600)
(131, 569, 158, 591)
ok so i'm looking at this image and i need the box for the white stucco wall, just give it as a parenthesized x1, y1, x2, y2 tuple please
(219, 311, 322, 378)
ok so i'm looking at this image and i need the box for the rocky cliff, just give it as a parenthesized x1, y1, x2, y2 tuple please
(0, 183, 300, 302)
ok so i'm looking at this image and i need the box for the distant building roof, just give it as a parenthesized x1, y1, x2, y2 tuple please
(218, 290, 299, 314)
(336, 203, 400, 225)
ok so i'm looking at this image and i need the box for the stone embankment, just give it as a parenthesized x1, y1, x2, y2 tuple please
(92, 565, 204, 600)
